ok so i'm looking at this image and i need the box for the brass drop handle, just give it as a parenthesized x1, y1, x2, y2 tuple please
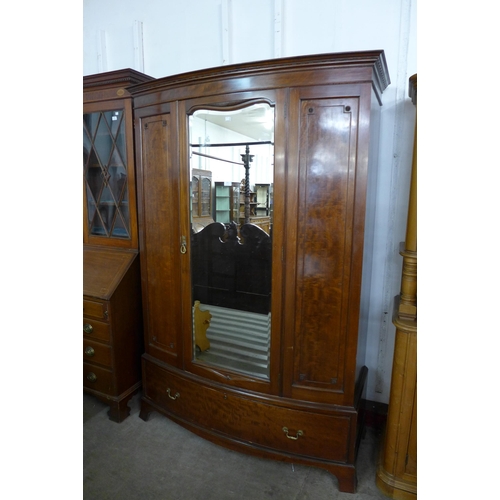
(85, 346, 95, 357)
(84, 323, 93, 334)
(87, 372, 97, 383)
(282, 427, 304, 440)
(167, 388, 180, 400)
(180, 236, 187, 254)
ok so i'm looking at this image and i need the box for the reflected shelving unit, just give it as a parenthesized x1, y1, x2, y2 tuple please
(213, 181, 240, 224)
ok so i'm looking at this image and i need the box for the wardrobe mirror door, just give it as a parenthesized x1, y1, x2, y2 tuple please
(188, 102, 274, 379)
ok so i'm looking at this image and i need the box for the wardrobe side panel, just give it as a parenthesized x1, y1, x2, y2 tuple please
(356, 87, 381, 383)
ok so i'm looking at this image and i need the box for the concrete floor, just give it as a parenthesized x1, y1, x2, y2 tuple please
(83, 392, 390, 500)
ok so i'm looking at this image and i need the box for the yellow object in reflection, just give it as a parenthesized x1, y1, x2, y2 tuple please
(193, 300, 211, 352)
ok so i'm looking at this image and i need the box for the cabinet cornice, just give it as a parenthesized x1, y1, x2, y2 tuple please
(128, 50, 390, 99)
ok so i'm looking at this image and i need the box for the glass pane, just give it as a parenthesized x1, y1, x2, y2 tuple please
(109, 166, 127, 202)
(191, 176, 199, 216)
(96, 116, 113, 166)
(189, 103, 274, 379)
(83, 109, 131, 239)
(112, 206, 129, 238)
(231, 185, 240, 221)
(86, 185, 96, 222)
(201, 177, 211, 216)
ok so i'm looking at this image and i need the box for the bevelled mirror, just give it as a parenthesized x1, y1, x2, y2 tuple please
(188, 102, 274, 379)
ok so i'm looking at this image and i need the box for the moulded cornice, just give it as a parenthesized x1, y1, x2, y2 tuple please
(128, 50, 391, 100)
(83, 68, 155, 91)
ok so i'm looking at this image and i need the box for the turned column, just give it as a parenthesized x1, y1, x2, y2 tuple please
(241, 145, 254, 224)
(376, 74, 417, 500)
(399, 98, 417, 320)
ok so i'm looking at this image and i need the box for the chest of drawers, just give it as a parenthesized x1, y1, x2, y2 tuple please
(83, 245, 143, 422)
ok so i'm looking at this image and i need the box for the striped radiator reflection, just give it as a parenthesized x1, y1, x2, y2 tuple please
(195, 303, 271, 379)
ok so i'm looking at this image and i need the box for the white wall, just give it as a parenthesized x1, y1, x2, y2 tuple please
(83, 0, 417, 404)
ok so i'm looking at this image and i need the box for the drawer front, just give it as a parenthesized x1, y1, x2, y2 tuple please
(83, 362, 113, 395)
(144, 360, 352, 462)
(83, 318, 111, 343)
(83, 339, 112, 367)
(83, 299, 109, 321)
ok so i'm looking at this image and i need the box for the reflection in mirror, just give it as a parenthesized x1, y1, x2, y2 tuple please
(189, 103, 274, 379)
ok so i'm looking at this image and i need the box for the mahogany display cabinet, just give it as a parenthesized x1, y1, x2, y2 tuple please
(83, 69, 154, 421)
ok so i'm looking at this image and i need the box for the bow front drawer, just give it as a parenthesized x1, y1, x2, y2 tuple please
(143, 359, 353, 463)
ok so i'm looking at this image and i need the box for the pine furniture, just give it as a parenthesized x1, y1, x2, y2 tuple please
(376, 74, 417, 499)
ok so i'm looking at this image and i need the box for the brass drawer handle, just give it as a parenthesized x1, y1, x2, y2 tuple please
(167, 388, 180, 400)
(282, 427, 304, 440)
(86, 372, 97, 383)
(83, 323, 93, 334)
(84, 346, 95, 357)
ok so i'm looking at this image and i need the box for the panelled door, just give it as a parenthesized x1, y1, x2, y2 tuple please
(282, 84, 370, 406)
(139, 109, 183, 367)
